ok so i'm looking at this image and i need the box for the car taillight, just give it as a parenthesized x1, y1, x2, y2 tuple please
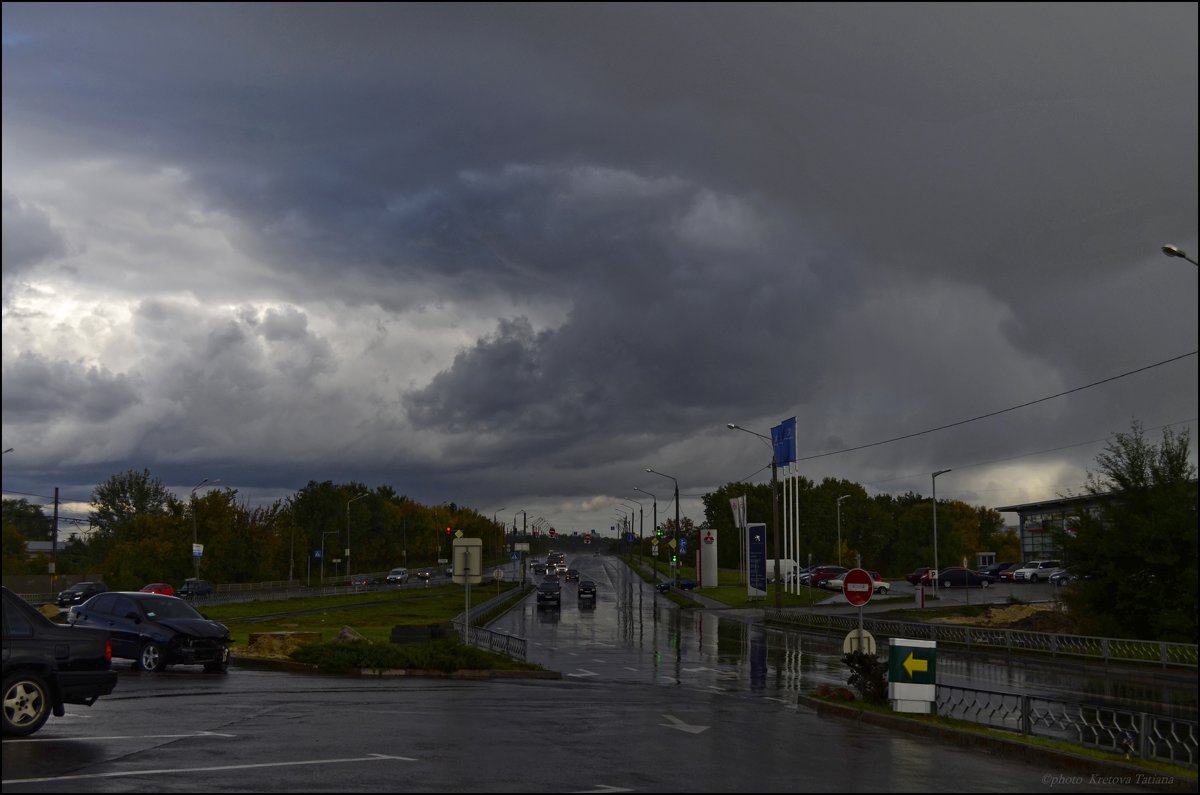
(105, 638, 113, 662)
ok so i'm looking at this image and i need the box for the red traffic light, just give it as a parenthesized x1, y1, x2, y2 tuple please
(446, 527, 453, 536)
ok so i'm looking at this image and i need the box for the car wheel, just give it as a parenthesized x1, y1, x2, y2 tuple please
(1030, 574, 1039, 583)
(943, 580, 952, 589)
(981, 580, 990, 588)
(204, 646, 231, 674)
(3, 672, 51, 737)
(138, 641, 167, 672)
(875, 585, 887, 594)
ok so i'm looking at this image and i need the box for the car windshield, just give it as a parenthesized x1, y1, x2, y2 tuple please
(138, 596, 203, 620)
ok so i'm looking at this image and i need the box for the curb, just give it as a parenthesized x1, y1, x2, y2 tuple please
(799, 695, 1196, 793)
(231, 655, 561, 679)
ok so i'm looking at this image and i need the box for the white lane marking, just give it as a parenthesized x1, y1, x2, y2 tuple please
(5, 730, 236, 743)
(567, 669, 599, 678)
(2, 752, 415, 785)
(659, 714, 709, 734)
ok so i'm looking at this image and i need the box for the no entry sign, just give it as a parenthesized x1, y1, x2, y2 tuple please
(842, 568, 874, 607)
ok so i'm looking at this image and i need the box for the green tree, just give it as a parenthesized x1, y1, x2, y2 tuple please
(2, 498, 53, 540)
(1061, 422, 1197, 642)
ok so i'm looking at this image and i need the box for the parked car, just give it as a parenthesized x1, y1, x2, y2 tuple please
(978, 562, 1020, 583)
(655, 581, 673, 593)
(536, 578, 561, 608)
(564, 568, 580, 582)
(809, 566, 850, 590)
(578, 580, 597, 604)
(905, 567, 931, 586)
(177, 578, 214, 600)
(1013, 560, 1063, 583)
(997, 564, 1023, 582)
(921, 567, 991, 588)
(824, 570, 891, 594)
(1049, 567, 1074, 586)
(2, 586, 118, 736)
(677, 578, 698, 590)
(56, 581, 108, 608)
(68, 591, 232, 673)
(385, 567, 409, 585)
(351, 574, 378, 591)
(139, 582, 175, 596)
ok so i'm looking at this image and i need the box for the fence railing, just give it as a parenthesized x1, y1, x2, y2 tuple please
(451, 583, 533, 661)
(764, 609, 1199, 669)
(938, 683, 1198, 769)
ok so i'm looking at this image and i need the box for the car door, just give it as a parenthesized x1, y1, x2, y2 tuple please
(101, 594, 143, 660)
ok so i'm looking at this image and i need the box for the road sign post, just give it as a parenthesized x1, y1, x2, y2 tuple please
(887, 638, 937, 713)
(841, 568, 874, 654)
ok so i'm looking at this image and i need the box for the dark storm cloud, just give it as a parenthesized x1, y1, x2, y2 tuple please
(2, 3, 1196, 526)
(2, 352, 140, 423)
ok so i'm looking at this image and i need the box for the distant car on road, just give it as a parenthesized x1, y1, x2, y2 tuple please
(385, 567, 409, 585)
(655, 581, 672, 593)
(564, 568, 580, 582)
(68, 591, 232, 673)
(3, 586, 118, 736)
(56, 581, 108, 607)
(536, 578, 561, 608)
(177, 578, 213, 600)
(139, 582, 175, 596)
(416, 568, 434, 580)
(578, 580, 597, 604)
(351, 574, 378, 591)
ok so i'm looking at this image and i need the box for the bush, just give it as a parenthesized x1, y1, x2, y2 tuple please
(842, 651, 888, 704)
(290, 638, 507, 675)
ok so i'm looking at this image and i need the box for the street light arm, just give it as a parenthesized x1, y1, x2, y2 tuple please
(1162, 244, 1199, 266)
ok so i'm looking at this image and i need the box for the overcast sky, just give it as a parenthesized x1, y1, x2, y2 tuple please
(2, 3, 1197, 537)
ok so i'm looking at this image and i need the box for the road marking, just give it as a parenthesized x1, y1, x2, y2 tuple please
(2, 753, 416, 784)
(659, 714, 708, 734)
(567, 669, 599, 678)
(5, 730, 237, 743)
(571, 786, 634, 794)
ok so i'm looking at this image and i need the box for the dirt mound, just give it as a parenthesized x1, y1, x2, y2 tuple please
(929, 604, 1079, 633)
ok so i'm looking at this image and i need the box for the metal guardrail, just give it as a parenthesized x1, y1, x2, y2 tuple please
(764, 609, 1199, 669)
(938, 683, 1198, 769)
(452, 582, 533, 661)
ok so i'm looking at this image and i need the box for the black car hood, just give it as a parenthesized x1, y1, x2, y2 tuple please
(155, 618, 230, 639)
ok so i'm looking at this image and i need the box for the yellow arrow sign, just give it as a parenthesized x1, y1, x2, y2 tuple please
(902, 651, 929, 678)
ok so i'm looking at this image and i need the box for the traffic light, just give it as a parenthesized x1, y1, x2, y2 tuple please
(656, 526, 663, 538)
(446, 527, 453, 536)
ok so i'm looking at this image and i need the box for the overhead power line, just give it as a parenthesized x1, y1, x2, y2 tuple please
(795, 350, 1197, 463)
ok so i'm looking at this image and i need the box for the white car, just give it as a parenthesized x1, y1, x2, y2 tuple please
(1012, 560, 1063, 583)
(386, 567, 409, 585)
(824, 570, 891, 595)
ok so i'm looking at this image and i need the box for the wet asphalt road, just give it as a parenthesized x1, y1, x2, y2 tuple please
(2, 554, 1182, 792)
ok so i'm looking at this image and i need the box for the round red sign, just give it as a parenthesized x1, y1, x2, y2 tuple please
(842, 568, 874, 607)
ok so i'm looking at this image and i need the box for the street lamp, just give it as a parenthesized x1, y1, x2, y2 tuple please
(321, 530, 340, 584)
(726, 424, 782, 607)
(624, 497, 644, 560)
(645, 468, 681, 587)
(836, 494, 851, 568)
(493, 507, 505, 559)
(1161, 244, 1198, 266)
(633, 486, 658, 575)
(190, 478, 220, 580)
(346, 492, 368, 575)
(932, 469, 952, 597)
(2, 448, 13, 455)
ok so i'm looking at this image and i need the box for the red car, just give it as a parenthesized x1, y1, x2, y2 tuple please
(906, 567, 931, 586)
(140, 582, 176, 596)
(808, 566, 849, 590)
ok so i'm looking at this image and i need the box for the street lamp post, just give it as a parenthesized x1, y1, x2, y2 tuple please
(190, 478, 219, 581)
(645, 468, 681, 586)
(623, 498, 643, 560)
(634, 486, 658, 576)
(1161, 244, 1199, 266)
(726, 424, 782, 608)
(836, 494, 851, 567)
(346, 492, 368, 575)
(493, 507, 505, 560)
(932, 469, 952, 597)
(321, 530, 340, 585)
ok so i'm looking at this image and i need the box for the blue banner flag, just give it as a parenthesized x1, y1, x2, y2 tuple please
(771, 416, 796, 466)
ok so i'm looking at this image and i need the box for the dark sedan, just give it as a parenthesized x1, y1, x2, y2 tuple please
(578, 580, 597, 605)
(69, 592, 232, 673)
(3, 586, 118, 736)
(56, 580, 108, 607)
(921, 567, 991, 589)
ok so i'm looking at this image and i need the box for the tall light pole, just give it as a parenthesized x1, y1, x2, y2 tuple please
(932, 469, 952, 597)
(2, 448, 13, 455)
(634, 486, 658, 575)
(493, 507, 505, 559)
(646, 468, 681, 587)
(624, 497, 644, 561)
(346, 492, 368, 575)
(726, 424, 782, 607)
(321, 530, 339, 584)
(836, 494, 851, 567)
(190, 478, 219, 580)
(1161, 244, 1199, 266)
